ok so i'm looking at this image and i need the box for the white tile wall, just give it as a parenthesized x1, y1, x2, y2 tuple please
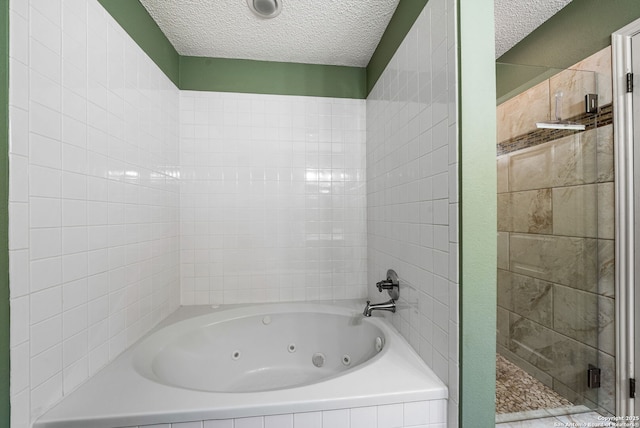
(179, 91, 367, 305)
(8, 0, 181, 426)
(121, 400, 447, 428)
(8, 0, 461, 426)
(366, 0, 459, 426)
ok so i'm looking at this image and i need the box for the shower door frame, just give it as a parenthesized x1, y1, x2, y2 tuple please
(612, 17, 640, 417)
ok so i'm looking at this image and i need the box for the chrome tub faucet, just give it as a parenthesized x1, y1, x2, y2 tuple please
(363, 269, 400, 317)
(363, 299, 396, 317)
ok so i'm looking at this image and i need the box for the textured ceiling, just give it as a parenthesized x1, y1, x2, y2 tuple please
(494, 0, 573, 58)
(139, 0, 573, 67)
(139, 0, 400, 67)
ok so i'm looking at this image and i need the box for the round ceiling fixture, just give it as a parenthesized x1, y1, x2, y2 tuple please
(247, 0, 282, 19)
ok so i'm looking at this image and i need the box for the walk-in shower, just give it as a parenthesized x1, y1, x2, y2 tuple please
(495, 49, 615, 423)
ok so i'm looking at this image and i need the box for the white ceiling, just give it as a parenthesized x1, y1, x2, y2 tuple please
(494, 0, 573, 58)
(139, 0, 400, 67)
(139, 0, 573, 67)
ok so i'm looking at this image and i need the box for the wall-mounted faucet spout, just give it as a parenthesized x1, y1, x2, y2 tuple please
(363, 299, 396, 317)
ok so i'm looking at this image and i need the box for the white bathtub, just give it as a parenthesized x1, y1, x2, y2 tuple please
(35, 301, 448, 428)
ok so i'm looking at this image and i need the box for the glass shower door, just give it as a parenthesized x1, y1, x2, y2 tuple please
(496, 63, 615, 417)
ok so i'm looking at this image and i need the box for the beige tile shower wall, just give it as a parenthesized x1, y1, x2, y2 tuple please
(497, 47, 611, 143)
(8, 0, 181, 426)
(496, 47, 615, 413)
(366, 0, 459, 425)
(179, 91, 367, 305)
(497, 80, 550, 143)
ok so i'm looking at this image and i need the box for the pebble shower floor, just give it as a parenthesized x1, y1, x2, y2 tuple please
(495, 354, 572, 414)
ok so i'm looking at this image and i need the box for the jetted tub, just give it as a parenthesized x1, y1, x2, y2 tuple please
(35, 301, 448, 428)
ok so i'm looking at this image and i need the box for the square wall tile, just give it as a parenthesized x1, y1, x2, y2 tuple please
(234, 417, 263, 428)
(203, 421, 233, 428)
(322, 409, 349, 428)
(293, 412, 322, 428)
(377, 403, 403, 428)
(404, 401, 428, 426)
(265, 414, 293, 428)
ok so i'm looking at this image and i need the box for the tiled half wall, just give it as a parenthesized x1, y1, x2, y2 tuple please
(120, 400, 447, 428)
(496, 47, 615, 414)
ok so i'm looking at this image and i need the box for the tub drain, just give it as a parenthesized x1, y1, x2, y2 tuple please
(312, 352, 325, 368)
(288, 343, 296, 353)
(231, 350, 241, 360)
(342, 354, 351, 366)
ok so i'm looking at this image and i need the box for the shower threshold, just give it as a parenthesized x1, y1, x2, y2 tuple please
(495, 405, 593, 424)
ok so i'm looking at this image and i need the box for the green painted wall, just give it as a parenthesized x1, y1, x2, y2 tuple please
(366, 0, 429, 94)
(98, 0, 431, 99)
(97, 0, 180, 86)
(0, 0, 10, 425)
(180, 56, 366, 99)
(496, 63, 560, 105)
(496, 0, 640, 100)
(459, 0, 497, 425)
(96, 0, 367, 98)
